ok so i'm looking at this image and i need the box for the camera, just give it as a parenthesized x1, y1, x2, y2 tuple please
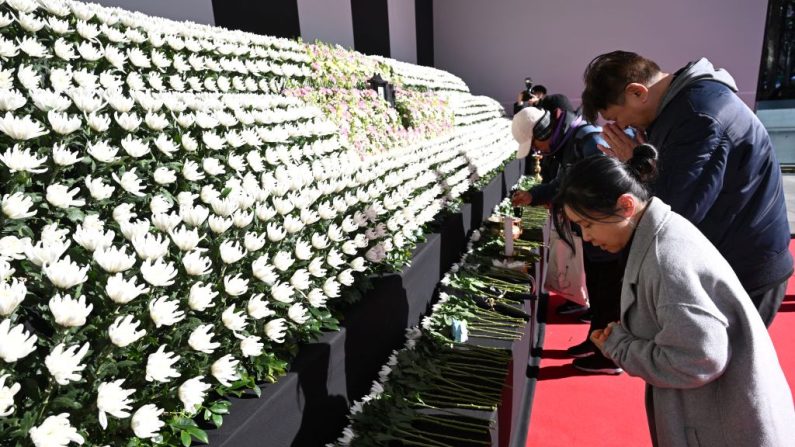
(521, 77, 534, 102)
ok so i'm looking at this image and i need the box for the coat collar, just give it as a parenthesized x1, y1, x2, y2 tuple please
(623, 197, 672, 285)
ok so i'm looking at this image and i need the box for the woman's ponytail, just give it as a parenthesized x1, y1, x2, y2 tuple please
(626, 143, 658, 184)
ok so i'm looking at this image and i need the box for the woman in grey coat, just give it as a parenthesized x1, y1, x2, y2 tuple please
(553, 145, 795, 446)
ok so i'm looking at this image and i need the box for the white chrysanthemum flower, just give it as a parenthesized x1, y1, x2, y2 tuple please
(0, 374, 21, 417)
(246, 293, 274, 320)
(108, 315, 146, 348)
(77, 41, 102, 61)
(290, 269, 311, 291)
(16, 64, 41, 91)
(105, 273, 149, 305)
(0, 144, 47, 173)
(179, 377, 210, 415)
(47, 111, 81, 135)
(288, 303, 309, 324)
(53, 38, 76, 60)
(131, 233, 169, 261)
(2, 192, 36, 219)
(255, 204, 277, 222)
(112, 169, 146, 197)
(153, 135, 178, 157)
(76, 20, 99, 39)
(211, 354, 240, 386)
(264, 318, 287, 343)
(350, 257, 367, 272)
(45, 342, 89, 385)
(208, 215, 233, 234)
(0, 89, 26, 111)
(240, 336, 263, 357)
(182, 250, 212, 276)
(82, 112, 109, 133)
(270, 281, 295, 304)
(323, 278, 341, 298)
(0, 235, 27, 261)
(151, 212, 180, 233)
(97, 379, 135, 429)
(49, 293, 92, 327)
(243, 232, 266, 252)
(131, 404, 164, 440)
(86, 140, 118, 164)
(202, 157, 225, 176)
(153, 167, 177, 185)
(182, 160, 205, 181)
(170, 226, 202, 252)
(43, 256, 88, 289)
(148, 297, 184, 328)
(250, 257, 276, 285)
(0, 278, 26, 316)
(188, 282, 217, 312)
(17, 35, 48, 57)
(46, 184, 84, 209)
(181, 204, 209, 227)
(0, 319, 37, 362)
(51, 143, 80, 166)
(141, 258, 177, 287)
(272, 251, 294, 272)
(23, 238, 69, 267)
(188, 324, 219, 354)
(119, 135, 150, 158)
(307, 258, 327, 278)
(219, 240, 246, 265)
(223, 274, 248, 296)
(73, 222, 113, 252)
(232, 210, 253, 228)
(113, 111, 141, 132)
(29, 413, 85, 447)
(182, 135, 198, 152)
(266, 223, 286, 243)
(146, 345, 180, 382)
(338, 269, 356, 287)
(311, 233, 330, 250)
(144, 112, 168, 131)
(93, 246, 136, 274)
(222, 304, 247, 333)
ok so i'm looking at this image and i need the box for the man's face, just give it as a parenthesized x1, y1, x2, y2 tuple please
(533, 137, 551, 154)
(599, 88, 651, 130)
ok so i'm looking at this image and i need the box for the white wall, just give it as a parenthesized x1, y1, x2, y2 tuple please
(433, 0, 768, 113)
(388, 0, 417, 64)
(87, 0, 215, 25)
(297, 0, 355, 49)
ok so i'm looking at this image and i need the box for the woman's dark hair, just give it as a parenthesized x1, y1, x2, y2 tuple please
(552, 144, 658, 248)
(581, 51, 661, 123)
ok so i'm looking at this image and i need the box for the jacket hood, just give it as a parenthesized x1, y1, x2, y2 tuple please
(658, 58, 738, 114)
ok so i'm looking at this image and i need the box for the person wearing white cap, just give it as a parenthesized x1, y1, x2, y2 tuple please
(511, 105, 630, 374)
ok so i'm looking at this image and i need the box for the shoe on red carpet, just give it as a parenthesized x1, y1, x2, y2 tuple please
(556, 301, 589, 315)
(572, 354, 623, 375)
(566, 340, 596, 358)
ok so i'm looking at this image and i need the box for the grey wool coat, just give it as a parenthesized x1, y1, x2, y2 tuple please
(603, 198, 795, 447)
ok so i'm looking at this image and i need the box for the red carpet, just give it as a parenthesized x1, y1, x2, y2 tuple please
(526, 239, 795, 446)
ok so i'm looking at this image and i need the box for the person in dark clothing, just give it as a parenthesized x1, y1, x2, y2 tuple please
(538, 93, 576, 114)
(510, 106, 625, 374)
(581, 51, 793, 326)
(513, 84, 548, 115)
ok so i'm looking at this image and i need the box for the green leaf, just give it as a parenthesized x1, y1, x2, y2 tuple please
(180, 430, 191, 447)
(186, 426, 209, 444)
(211, 414, 223, 428)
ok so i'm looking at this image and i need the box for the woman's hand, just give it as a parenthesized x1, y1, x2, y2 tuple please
(590, 321, 620, 352)
(512, 191, 532, 207)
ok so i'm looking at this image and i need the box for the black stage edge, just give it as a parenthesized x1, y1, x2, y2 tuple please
(205, 159, 524, 446)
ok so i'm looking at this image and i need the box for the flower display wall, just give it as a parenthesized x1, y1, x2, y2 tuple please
(0, 0, 517, 445)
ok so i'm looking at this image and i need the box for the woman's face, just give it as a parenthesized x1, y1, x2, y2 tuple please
(564, 203, 635, 253)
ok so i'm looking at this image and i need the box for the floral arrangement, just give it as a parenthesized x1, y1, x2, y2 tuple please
(328, 202, 548, 446)
(304, 42, 393, 90)
(373, 56, 469, 93)
(0, 0, 520, 445)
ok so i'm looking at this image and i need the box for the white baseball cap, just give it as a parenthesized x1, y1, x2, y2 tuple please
(512, 107, 552, 159)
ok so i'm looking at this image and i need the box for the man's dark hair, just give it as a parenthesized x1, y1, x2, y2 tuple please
(538, 94, 575, 113)
(530, 84, 547, 95)
(581, 51, 661, 122)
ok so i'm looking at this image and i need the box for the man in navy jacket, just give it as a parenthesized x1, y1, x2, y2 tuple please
(580, 51, 792, 326)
